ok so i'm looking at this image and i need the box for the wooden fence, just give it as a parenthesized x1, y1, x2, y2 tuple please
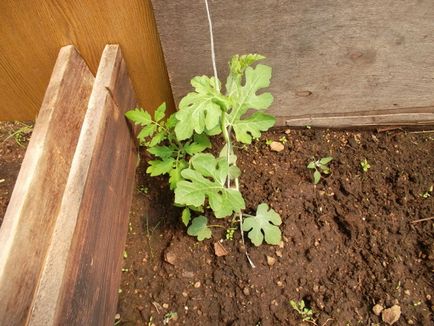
(0, 45, 137, 325)
(0, 0, 173, 121)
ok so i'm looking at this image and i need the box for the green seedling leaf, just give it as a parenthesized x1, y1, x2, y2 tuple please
(184, 133, 212, 155)
(147, 145, 174, 159)
(166, 113, 178, 129)
(146, 158, 175, 176)
(137, 124, 157, 143)
(226, 64, 274, 127)
(228, 165, 241, 180)
(313, 170, 321, 184)
(175, 76, 225, 140)
(242, 203, 282, 246)
(181, 207, 191, 226)
(232, 112, 276, 144)
(148, 131, 166, 147)
(168, 159, 188, 190)
(307, 162, 316, 169)
(125, 108, 152, 126)
(154, 102, 166, 122)
(219, 143, 237, 164)
(175, 153, 245, 218)
(187, 216, 212, 241)
(319, 156, 333, 165)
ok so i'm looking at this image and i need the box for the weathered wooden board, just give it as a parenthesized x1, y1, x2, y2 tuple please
(152, 0, 434, 126)
(0, 46, 94, 325)
(29, 45, 137, 325)
(0, 0, 173, 121)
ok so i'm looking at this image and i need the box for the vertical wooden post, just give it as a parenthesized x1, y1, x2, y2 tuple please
(0, 46, 94, 325)
(29, 45, 138, 325)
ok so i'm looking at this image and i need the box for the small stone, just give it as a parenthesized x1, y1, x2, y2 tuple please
(162, 303, 169, 309)
(276, 281, 283, 287)
(267, 256, 276, 266)
(407, 320, 414, 325)
(214, 242, 228, 257)
(404, 289, 410, 295)
(285, 129, 291, 134)
(194, 281, 201, 288)
(426, 294, 431, 300)
(275, 250, 283, 258)
(182, 271, 195, 278)
(182, 291, 188, 297)
(372, 304, 384, 316)
(114, 313, 121, 320)
(269, 141, 284, 152)
(278, 241, 285, 248)
(164, 251, 176, 265)
(243, 287, 250, 296)
(382, 305, 401, 325)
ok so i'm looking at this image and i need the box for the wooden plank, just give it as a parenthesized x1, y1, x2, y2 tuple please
(0, 0, 173, 121)
(0, 46, 94, 325)
(284, 107, 434, 127)
(28, 45, 137, 325)
(152, 0, 434, 126)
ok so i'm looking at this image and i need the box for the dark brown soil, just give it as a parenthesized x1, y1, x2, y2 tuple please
(0, 121, 31, 226)
(0, 123, 432, 325)
(118, 128, 433, 326)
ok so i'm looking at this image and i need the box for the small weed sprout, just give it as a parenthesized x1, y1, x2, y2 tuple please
(137, 185, 148, 194)
(421, 185, 433, 198)
(307, 157, 333, 184)
(3, 122, 33, 147)
(163, 311, 177, 324)
(225, 227, 236, 240)
(360, 158, 371, 173)
(279, 136, 287, 144)
(289, 300, 315, 323)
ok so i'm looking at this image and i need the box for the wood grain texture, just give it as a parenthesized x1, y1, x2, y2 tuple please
(28, 45, 138, 326)
(0, 46, 94, 325)
(0, 0, 173, 121)
(152, 0, 434, 126)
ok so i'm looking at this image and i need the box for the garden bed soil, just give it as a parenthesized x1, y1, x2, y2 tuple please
(0, 123, 432, 325)
(118, 127, 433, 326)
(0, 122, 30, 226)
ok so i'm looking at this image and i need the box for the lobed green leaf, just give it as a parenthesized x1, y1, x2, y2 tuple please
(174, 153, 245, 218)
(146, 158, 175, 176)
(242, 203, 282, 246)
(232, 112, 275, 144)
(187, 216, 212, 241)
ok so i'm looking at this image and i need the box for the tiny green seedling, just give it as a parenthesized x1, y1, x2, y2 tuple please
(163, 311, 177, 325)
(137, 185, 148, 194)
(289, 300, 315, 323)
(265, 139, 273, 145)
(307, 157, 333, 184)
(360, 159, 371, 173)
(421, 185, 433, 199)
(225, 226, 236, 240)
(279, 136, 287, 144)
(3, 122, 33, 147)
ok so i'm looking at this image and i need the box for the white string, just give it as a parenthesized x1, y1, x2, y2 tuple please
(204, 0, 219, 92)
(204, 0, 255, 269)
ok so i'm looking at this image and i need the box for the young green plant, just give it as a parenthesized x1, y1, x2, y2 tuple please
(307, 157, 333, 184)
(126, 54, 282, 250)
(360, 158, 371, 173)
(289, 300, 316, 323)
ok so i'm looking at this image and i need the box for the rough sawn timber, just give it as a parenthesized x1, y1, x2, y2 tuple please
(28, 45, 138, 325)
(0, 46, 94, 325)
(152, 0, 434, 126)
